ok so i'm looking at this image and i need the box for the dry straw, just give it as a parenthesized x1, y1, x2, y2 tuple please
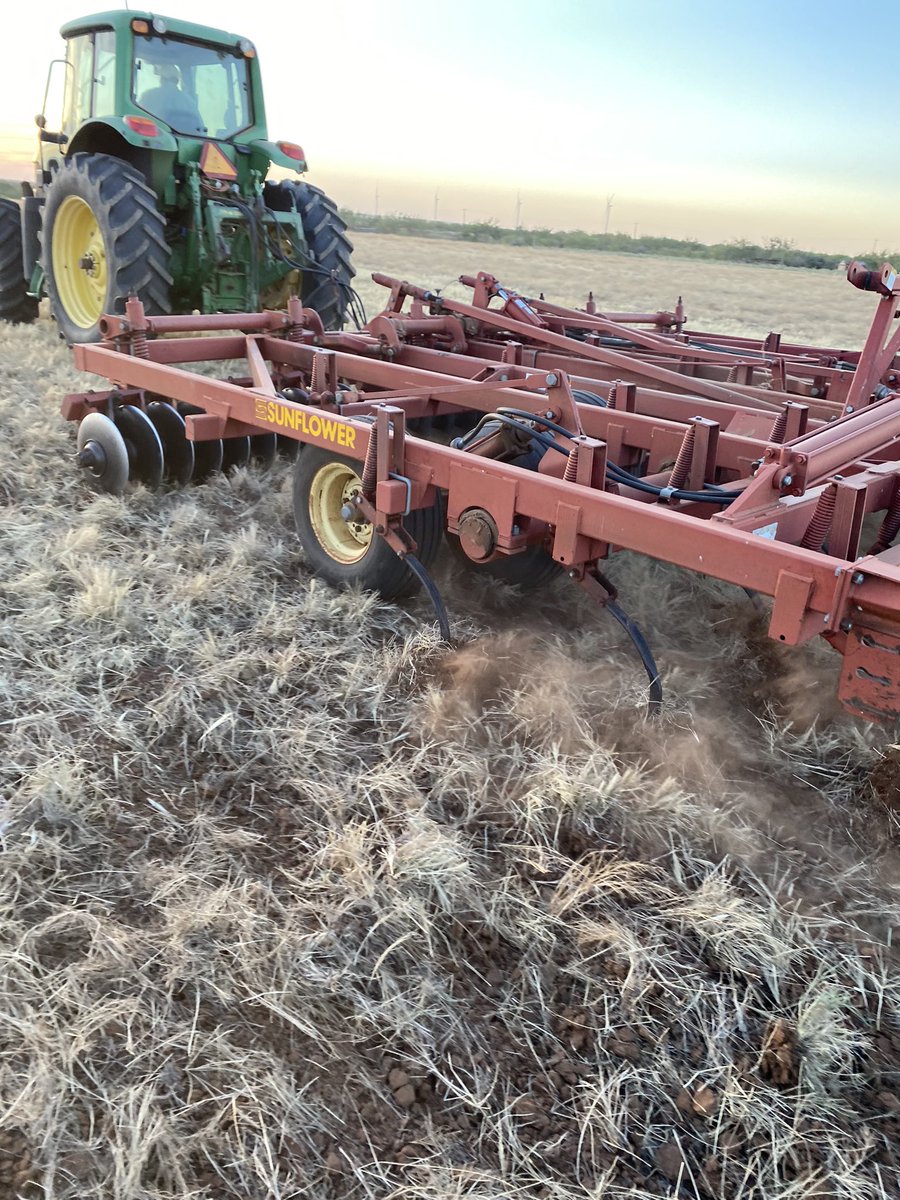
(1, 247, 898, 1198)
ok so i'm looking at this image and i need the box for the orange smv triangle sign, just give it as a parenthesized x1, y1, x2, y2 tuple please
(200, 142, 237, 181)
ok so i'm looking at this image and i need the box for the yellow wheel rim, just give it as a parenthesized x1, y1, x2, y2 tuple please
(52, 195, 108, 329)
(309, 461, 373, 564)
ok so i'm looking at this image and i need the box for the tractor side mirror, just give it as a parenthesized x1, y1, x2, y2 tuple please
(36, 111, 68, 146)
(36, 112, 67, 145)
(38, 105, 69, 145)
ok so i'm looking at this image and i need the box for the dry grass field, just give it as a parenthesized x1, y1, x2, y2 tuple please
(1, 241, 899, 1200)
(349, 233, 876, 348)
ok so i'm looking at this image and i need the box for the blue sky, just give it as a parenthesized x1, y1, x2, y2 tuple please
(2, 0, 898, 251)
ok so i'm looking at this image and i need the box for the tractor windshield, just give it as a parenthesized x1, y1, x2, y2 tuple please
(133, 33, 251, 138)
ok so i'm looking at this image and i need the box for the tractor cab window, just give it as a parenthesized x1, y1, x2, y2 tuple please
(62, 34, 94, 134)
(59, 28, 115, 134)
(133, 34, 251, 138)
(93, 30, 116, 117)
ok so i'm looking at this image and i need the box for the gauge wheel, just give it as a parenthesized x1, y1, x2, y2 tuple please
(293, 447, 442, 598)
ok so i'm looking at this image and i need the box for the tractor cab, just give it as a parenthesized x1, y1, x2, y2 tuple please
(36, 12, 283, 193)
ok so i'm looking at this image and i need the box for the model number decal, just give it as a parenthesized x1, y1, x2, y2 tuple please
(254, 399, 356, 449)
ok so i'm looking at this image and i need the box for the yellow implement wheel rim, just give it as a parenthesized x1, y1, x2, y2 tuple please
(52, 195, 108, 329)
(308, 461, 373, 564)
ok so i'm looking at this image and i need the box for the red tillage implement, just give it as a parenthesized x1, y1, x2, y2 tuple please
(62, 262, 900, 721)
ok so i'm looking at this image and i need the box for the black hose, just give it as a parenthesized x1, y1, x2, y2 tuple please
(495, 407, 578, 441)
(262, 214, 368, 329)
(495, 410, 740, 503)
(403, 553, 451, 640)
(235, 187, 369, 330)
(217, 191, 260, 295)
(458, 411, 740, 505)
(571, 388, 608, 407)
(605, 600, 663, 717)
(606, 462, 738, 505)
(245, 189, 368, 328)
(454, 412, 567, 456)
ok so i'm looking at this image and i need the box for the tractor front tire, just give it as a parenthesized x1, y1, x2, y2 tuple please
(265, 180, 355, 330)
(293, 447, 442, 599)
(41, 153, 171, 344)
(0, 199, 38, 325)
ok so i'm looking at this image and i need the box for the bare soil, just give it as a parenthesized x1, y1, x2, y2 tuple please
(1, 246, 899, 1199)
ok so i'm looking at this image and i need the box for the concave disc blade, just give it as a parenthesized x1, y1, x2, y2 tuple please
(146, 401, 194, 486)
(76, 412, 129, 495)
(221, 435, 251, 472)
(191, 438, 224, 482)
(249, 432, 278, 469)
(177, 402, 224, 483)
(116, 404, 164, 489)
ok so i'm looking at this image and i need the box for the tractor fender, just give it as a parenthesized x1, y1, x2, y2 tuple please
(248, 139, 307, 173)
(67, 118, 178, 158)
(65, 120, 178, 200)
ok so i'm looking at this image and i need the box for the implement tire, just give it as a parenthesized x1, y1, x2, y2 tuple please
(41, 153, 171, 344)
(445, 531, 561, 589)
(0, 199, 38, 325)
(264, 180, 355, 330)
(293, 447, 442, 599)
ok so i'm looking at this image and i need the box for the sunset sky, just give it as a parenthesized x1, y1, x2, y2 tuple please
(2, 0, 898, 253)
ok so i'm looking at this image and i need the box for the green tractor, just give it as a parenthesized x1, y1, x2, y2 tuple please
(0, 9, 356, 342)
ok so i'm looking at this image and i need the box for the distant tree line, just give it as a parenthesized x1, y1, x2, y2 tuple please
(339, 210, 895, 271)
(0, 181, 887, 271)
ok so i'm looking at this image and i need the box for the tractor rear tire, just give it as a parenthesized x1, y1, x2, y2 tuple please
(264, 180, 355, 330)
(41, 153, 171, 344)
(0, 199, 38, 325)
(293, 447, 442, 599)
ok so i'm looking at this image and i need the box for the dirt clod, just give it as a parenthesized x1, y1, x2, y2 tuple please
(692, 1084, 718, 1117)
(392, 1084, 417, 1109)
(608, 1036, 642, 1062)
(655, 1140, 687, 1180)
(759, 1017, 800, 1087)
(869, 745, 900, 809)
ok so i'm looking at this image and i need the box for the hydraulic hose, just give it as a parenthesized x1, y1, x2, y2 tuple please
(605, 599, 663, 717)
(490, 409, 741, 505)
